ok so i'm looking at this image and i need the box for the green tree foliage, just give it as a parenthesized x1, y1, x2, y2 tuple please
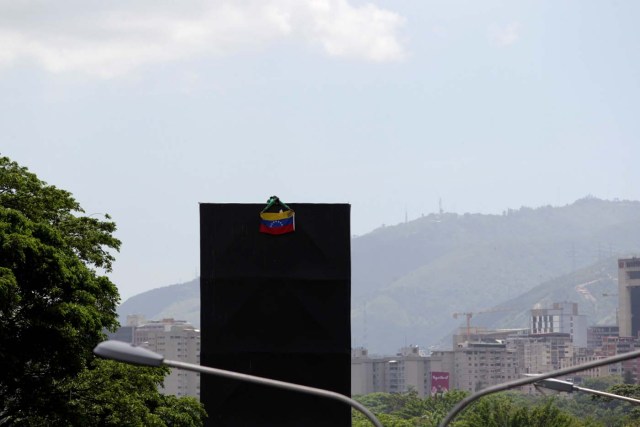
(0, 156, 205, 425)
(353, 390, 468, 427)
(355, 390, 425, 416)
(582, 375, 623, 391)
(58, 359, 205, 426)
(455, 395, 585, 427)
(599, 383, 640, 426)
(353, 390, 598, 427)
(422, 390, 468, 422)
(607, 383, 640, 400)
(0, 156, 121, 422)
(552, 377, 632, 426)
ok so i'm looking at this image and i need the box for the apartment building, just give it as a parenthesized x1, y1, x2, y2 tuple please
(352, 341, 517, 395)
(426, 350, 455, 395)
(351, 346, 430, 396)
(135, 319, 201, 399)
(452, 341, 518, 392)
(587, 325, 619, 350)
(559, 349, 617, 379)
(618, 257, 640, 337)
(108, 317, 201, 399)
(530, 301, 587, 348)
(508, 333, 574, 374)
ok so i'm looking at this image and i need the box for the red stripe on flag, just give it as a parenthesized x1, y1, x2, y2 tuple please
(259, 223, 295, 235)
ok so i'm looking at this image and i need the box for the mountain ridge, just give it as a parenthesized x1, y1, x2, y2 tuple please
(117, 198, 640, 353)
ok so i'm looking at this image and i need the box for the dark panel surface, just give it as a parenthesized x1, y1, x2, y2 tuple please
(631, 286, 640, 338)
(201, 278, 349, 353)
(200, 203, 350, 426)
(204, 352, 351, 426)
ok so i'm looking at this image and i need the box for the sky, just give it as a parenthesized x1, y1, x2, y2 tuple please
(2, 0, 640, 300)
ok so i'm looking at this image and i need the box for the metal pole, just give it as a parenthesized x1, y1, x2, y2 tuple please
(164, 359, 383, 427)
(439, 348, 640, 427)
(573, 385, 640, 405)
(534, 377, 640, 405)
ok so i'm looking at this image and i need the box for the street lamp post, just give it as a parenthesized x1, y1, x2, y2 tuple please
(94, 340, 382, 427)
(438, 348, 640, 426)
(535, 377, 640, 405)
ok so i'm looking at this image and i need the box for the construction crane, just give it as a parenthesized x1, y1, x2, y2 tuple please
(452, 308, 515, 341)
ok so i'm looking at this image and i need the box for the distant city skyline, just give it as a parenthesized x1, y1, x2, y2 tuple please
(2, 1, 639, 300)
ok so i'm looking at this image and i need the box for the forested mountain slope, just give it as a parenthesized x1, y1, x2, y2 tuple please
(119, 198, 640, 353)
(351, 198, 640, 352)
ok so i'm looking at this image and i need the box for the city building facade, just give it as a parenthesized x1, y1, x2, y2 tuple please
(618, 257, 640, 337)
(452, 341, 518, 392)
(351, 261, 640, 395)
(530, 301, 587, 348)
(108, 317, 201, 399)
(588, 325, 619, 350)
(351, 346, 430, 396)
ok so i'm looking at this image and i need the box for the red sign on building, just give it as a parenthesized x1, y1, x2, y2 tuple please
(431, 372, 450, 395)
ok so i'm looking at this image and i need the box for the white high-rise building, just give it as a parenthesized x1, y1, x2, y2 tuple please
(530, 301, 587, 348)
(135, 318, 201, 399)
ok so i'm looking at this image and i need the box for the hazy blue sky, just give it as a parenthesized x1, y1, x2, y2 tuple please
(2, 0, 639, 300)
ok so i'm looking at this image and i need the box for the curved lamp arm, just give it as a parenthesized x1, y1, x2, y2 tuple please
(439, 348, 640, 426)
(536, 377, 640, 405)
(94, 341, 382, 427)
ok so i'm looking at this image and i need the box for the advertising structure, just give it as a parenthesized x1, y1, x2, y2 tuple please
(431, 372, 450, 395)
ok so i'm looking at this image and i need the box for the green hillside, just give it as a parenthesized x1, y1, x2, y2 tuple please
(351, 198, 640, 353)
(118, 198, 640, 354)
(479, 257, 619, 332)
(118, 278, 200, 327)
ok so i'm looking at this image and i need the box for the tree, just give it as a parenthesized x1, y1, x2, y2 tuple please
(0, 156, 121, 423)
(422, 389, 469, 425)
(353, 390, 596, 427)
(353, 390, 469, 427)
(602, 383, 640, 425)
(59, 359, 205, 426)
(355, 390, 425, 418)
(455, 395, 588, 427)
(0, 156, 205, 425)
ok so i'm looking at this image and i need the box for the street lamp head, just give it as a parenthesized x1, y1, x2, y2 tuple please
(93, 340, 164, 367)
(535, 378, 575, 393)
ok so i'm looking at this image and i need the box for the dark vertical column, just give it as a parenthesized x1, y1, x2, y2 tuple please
(200, 203, 351, 426)
(630, 286, 640, 338)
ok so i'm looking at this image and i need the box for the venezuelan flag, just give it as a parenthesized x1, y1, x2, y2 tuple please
(259, 209, 295, 235)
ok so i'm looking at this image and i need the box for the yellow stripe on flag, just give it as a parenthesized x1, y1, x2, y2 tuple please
(260, 210, 295, 221)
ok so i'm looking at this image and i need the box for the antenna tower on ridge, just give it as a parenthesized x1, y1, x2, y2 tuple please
(363, 303, 368, 349)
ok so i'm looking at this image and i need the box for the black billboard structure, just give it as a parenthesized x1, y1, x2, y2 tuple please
(200, 202, 351, 426)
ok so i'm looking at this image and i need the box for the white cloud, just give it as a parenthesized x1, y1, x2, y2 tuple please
(298, 1, 406, 62)
(489, 22, 521, 47)
(0, 0, 406, 77)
